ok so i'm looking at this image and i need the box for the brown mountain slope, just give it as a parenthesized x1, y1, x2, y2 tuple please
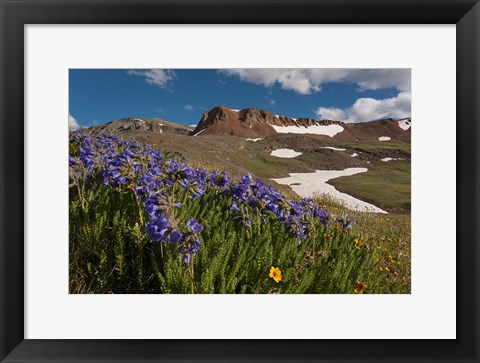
(192, 106, 410, 142)
(193, 107, 278, 137)
(86, 117, 193, 136)
(333, 118, 411, 142)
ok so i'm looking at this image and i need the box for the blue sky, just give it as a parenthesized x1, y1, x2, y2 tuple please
(69, 69, 411, 130)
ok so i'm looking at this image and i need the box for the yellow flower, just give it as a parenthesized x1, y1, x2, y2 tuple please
(354, 280, 367, 294)
(353, 239, 362, 249)
(379, 267, 383, 272)
(385, 266, 390, 272)
(269, 266, 282, 283)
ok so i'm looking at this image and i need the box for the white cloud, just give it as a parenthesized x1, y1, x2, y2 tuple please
(315, 92, 411, 123)
(315, 107, 347, 120)
(68, 114, 80, 130)
(127, 69, 176, 89)
(184, 104, 195, 111)
(219, 69, 410, 94)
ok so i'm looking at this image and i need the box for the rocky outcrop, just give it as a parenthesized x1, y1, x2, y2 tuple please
(192, 106, 346, 137)
(193, 107, 278, 137)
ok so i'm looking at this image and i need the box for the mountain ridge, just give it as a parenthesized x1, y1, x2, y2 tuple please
(193, 106, 348, 137)
(82, 106, 411, 143)
(85, 117, 193, 136)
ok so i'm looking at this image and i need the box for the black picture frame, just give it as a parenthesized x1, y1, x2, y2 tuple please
(1, 0, 479, 362)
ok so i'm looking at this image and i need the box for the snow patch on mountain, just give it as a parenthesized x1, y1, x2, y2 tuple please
(272, 124, 344, 137)
(398, 119, 411, 130)
(193, 129, 206, 136)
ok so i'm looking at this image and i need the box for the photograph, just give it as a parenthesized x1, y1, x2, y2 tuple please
(2, 0, 478, 359)
(68, 68, 411, 294)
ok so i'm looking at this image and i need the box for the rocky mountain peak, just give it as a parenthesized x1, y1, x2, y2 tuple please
(192, 106, 349, 137)
(86, 117, 193, 136)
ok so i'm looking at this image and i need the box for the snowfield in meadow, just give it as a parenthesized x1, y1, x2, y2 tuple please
(381, 157, 405, 162)
(321, 146, 346, 151)
(270, 148, 302, 158)
(271, 168, 388, 214)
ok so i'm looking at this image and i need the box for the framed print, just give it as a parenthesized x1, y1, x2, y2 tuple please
(1, 0, 479, 362)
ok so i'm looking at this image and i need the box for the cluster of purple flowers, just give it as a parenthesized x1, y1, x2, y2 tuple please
(229, 203, 253, 229)
(70, 132, 159, 187)
(226, 173, 332, 242)
(69, 132, 351, 262)
(177, 219, 202, 264)
(335, 212, 356, 230)
(70, 133, 221, 264)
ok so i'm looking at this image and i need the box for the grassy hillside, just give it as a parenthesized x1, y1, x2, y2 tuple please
(69, 132, 411, 294)
(121, 131, 411, 213)
(317, 195, 410, 289)
(328, 162, 411, 213)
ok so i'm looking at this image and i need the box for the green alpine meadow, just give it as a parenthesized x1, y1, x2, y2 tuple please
(69, 132, 410, 294)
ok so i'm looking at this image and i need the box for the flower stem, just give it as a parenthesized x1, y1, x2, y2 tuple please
(75, 180, 86, 212)
(189, 255, 195, 294)
(132, 191, 144, 229)
(182, 185, 189, 205)
(311, 223, 317, 256)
